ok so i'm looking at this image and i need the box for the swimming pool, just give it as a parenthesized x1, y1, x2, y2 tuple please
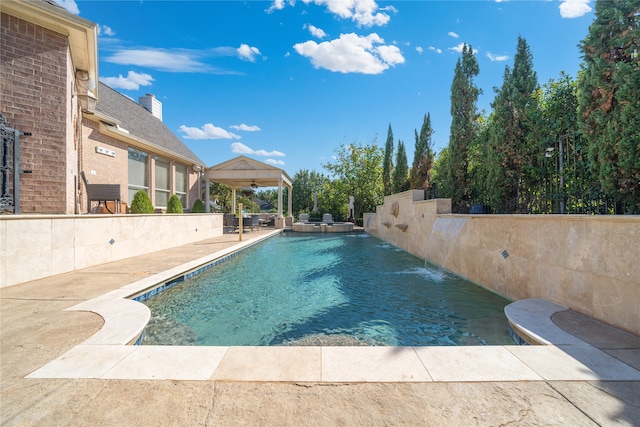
(142, 233, 514, 346)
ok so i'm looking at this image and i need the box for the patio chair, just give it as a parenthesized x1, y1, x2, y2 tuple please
(299, 213, 309, 222)
(224, 213, 238, 233)
(250, 214, 261, 231)
(322, 213, 334, 224)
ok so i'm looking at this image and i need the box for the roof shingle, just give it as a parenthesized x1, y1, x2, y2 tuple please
(95, 82, 205, 166)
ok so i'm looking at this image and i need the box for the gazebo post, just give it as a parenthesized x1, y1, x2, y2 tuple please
(231, 186, 237, 216)
(204, 177, 210, 213)
(277, 177, 283, 218)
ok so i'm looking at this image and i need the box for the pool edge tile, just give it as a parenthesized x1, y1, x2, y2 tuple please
(322, 346, 432, 382)
(101, 346, 229, 380)
(26, 345, 136, 379)
(212, 346, 322, 382)
(414, 346, 544, 382)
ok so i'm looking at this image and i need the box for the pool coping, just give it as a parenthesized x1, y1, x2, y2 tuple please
(25, 232, 640, 383)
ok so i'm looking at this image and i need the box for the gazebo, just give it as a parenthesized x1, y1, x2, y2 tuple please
(204, 156, 293, 223)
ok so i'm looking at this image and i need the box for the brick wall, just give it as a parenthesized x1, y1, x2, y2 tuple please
(80, 119, 128, 213)
(0, 12, 71, 213)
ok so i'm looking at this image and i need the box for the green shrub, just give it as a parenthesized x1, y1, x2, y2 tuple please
(191, 199, 205, 213)
(130, 190, 154, 214)
(167, 194, 183, 213)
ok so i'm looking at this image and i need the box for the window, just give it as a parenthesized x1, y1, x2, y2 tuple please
(155, 157, 170, 208)
(128, 148, 148, 204)
(175, 164, 188, 208)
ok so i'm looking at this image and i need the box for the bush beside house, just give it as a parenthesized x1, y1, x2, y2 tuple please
(191, 199, 205, 213)
(130, 190, 154, 214)
(167, 194, 183, 213)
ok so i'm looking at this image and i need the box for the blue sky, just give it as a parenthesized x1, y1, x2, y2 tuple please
(61, 0, 595, 177)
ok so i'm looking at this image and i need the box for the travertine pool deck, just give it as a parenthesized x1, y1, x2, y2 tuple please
(2, 228, 639, 425)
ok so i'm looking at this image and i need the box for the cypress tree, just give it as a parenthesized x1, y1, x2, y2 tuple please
(578, 0, 640, 213)
(410, 113, 435, 191)
(444, 44, 481, 213)
(486, 37, 539, 213)
(392, 140, 410, 193)
(382, 124, 395, 196)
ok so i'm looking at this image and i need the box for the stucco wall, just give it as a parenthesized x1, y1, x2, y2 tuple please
(0, 214, 223, 288)
(365, 191, 640, 335)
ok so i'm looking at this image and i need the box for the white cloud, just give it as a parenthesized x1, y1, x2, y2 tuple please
(54, 0, 79, 14)
(237, 44, 262, 62)
(559, 0, 591, 18)
(486, 52, 509, 62)
(179, 124, 240, 140)
(100, 71, 154, 90)
(230, 123, 262, 132)
(97, 24, 115, 37)
(428, 46, 443, 54)
(448, 31, 459, 38)
(231, 142, 285, 157)
(416, 46, 424, 54)
(307, 24, 327, 39)
(267, 0, 295, 13)
(304, 0, 390, 27)
(266, 159, 286, 166)
(294, 33, 405, 74)
(105, 48, 207, 72)
(449, 43, 478, 55)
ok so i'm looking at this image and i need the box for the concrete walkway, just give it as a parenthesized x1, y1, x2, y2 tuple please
(1, 229, 639, 426)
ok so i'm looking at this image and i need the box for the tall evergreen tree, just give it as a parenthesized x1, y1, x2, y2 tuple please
(392, 140, 410, 193)
(382, 124, 395, 196)
(410, 113, 435, 191)
(442, 44, 481, 213)
(578, 0, 640, 213)
(486, 37, 539, 213)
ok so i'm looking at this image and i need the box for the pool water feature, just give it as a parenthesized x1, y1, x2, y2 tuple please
(142, 233, 514, 346)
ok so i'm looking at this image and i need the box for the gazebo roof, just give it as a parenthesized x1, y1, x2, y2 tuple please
(205, 156, 292, 188)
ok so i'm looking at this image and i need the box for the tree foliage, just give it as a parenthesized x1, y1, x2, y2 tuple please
(392, 140, 410, 193)
(410, 113, 435, 191)
(208, 182, 232, 212)
(441, 44, 481, 213)
(382, 124, 395, 196)
(291, 169, 328, 217)
(486, 36, 540, 213)
(578, 0, 640, 212)
(322, 142, 384, 221)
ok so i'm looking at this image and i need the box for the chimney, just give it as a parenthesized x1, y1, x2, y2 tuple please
(139, 94, 163, 121)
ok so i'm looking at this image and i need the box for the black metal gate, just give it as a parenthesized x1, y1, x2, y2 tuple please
(0, 114, 31, 214)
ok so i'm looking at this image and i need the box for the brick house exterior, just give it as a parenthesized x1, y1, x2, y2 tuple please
(1, 0, 205, 214)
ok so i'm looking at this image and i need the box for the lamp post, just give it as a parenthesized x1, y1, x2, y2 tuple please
(544, 137, 565, 214)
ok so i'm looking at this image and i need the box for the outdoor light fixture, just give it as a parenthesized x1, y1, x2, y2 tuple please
(250, 181, 258, 189)
(502, 250, 509, 259)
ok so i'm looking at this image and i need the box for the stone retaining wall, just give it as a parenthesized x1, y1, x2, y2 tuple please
(364, 191, 640, 335)
(0, 214, 223, 288)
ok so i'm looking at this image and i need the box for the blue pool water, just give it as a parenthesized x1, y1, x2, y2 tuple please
(142, 233, 514, 346)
